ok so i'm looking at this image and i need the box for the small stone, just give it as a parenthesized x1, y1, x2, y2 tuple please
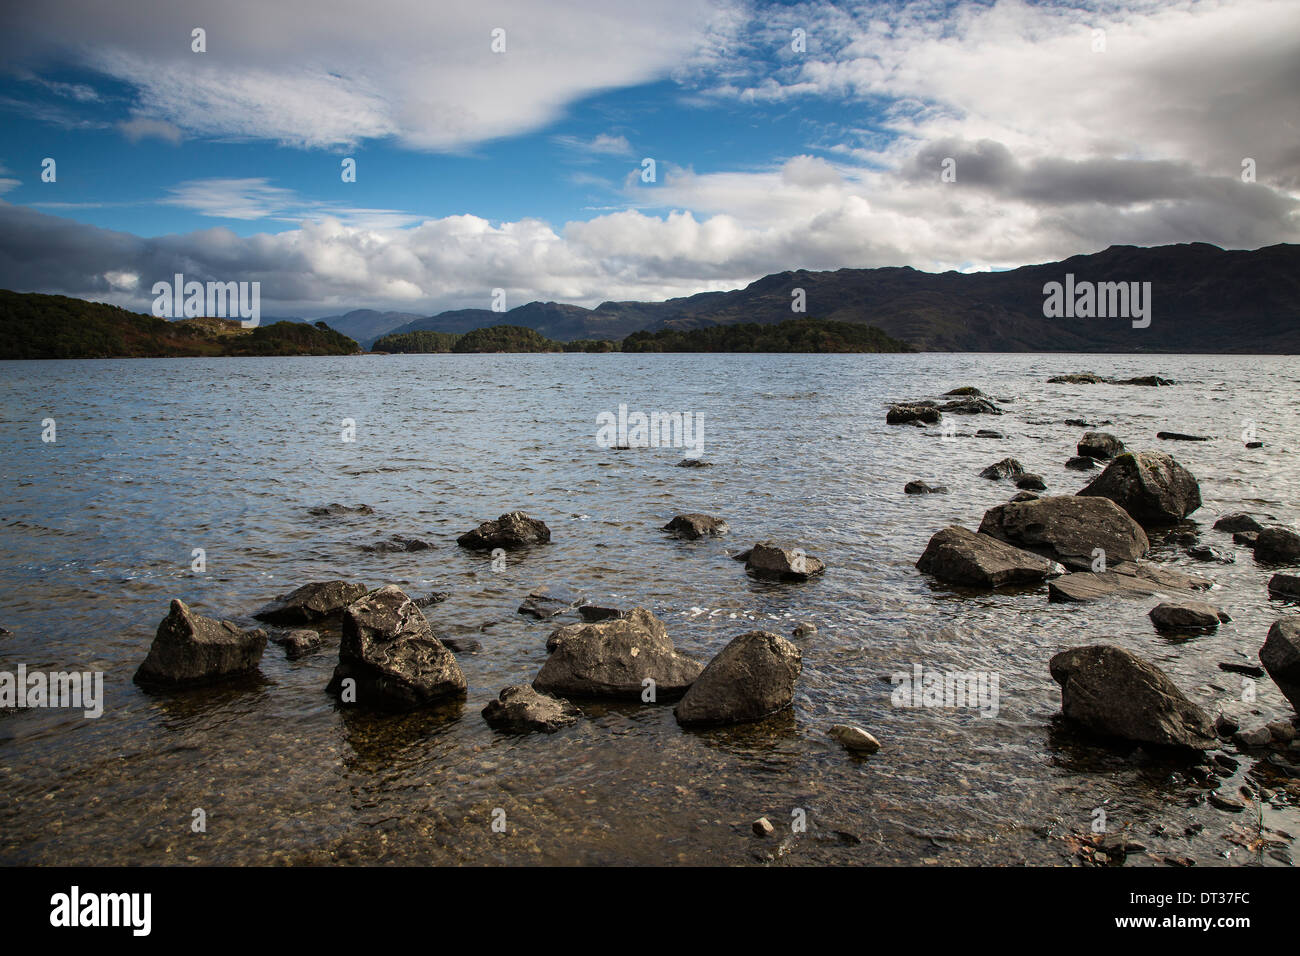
(827, 724, 881, 754)
(752, 817, 775, 837)
(269, 628, 324, 660)
(1208, 791, 1248, 812)
(792, 622, 818, 639)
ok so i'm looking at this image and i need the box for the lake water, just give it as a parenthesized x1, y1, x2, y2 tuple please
(0, 352, 1297, 865)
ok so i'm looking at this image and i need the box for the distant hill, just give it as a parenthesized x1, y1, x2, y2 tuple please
(0, 291, 361, 358)
(313, 309, 425, 348)
(382, 243, 1300, 352)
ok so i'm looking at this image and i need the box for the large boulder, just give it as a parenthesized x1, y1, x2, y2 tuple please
(1148, 601, 1230, 631)
(674, 631, 802, 727)
(1048, 644, 1217, 749)
(1260, 618, 1300, 712)
(134, 599, 267, 687)
(1077, 451, 1202, 525)
(254, 580, 367, 625)
(327, 585, 466, 710)
(743, 541, 826, 581)
(916, 526, 1064, 588)
(534, 607, 703, 699)
(482, 684, 580, 733)
(1254, 527, 1300, 565)
(457, 512, 551, 550)
(1077, 432, 1124, 460)
(663, 514, 730, 539)
(978, 495, 1149, 570)
(886, 403, 940, 425)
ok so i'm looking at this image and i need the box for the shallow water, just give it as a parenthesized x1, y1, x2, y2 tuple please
(0, 352, 1297, 866)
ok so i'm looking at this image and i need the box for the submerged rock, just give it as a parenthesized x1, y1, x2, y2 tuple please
(663, 513, 730, 539)
(978, 495, 1149, 570)
(482, 684, 580, 733)
(1186, 545, 1233, 564)
(308, 503, 375, 517)
(676, 458, 713, 468)
(944, 386, 985, 397)
(827, 724, 881, 754)
(270, 628, 324, 659)
(1049, 644, 1216, 749)
(1254, 527, 1300, 565)
(361, 534, 433, 553)
(904, 480, 949, 495)
(743, 541, 826, 581)
(674, 631, 802, 727)
(979, 457, 1025, 481)
(1065, 456, 1099, 471)
(534, 607, 703, 699)
(457, 512, 551, 550)
(135, 599, 267, 687)
(254, 580, 368, 626)
(327, 585, 466, 710)
(1157, 431, 1210, 442)
(1260, 618, 1300, 712)
(1077, 432, 1125, 460)
(1213, 513, 1267, 533)
(1048, 562, 1211, 603)
(975, 429, 1004, 439)
(1048, 373, 1106, 384)
(916, 526, 1064, 588)
(940, 396, 1003, 415)
(1077, 451, 1202, 525)
(887, 403, 941, 425)
(1148, 601, 1230, 632)
(1016, 473, 1046, 491)
(518, 588, 585, 620)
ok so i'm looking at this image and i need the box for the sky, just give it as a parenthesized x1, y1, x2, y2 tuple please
(0, 0, 1296, 318)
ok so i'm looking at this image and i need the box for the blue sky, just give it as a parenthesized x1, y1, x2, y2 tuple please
(0, 0, 1296, 317)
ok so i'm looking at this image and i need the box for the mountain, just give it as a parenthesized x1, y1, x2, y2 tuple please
(313, 309, 425, 348)
(0, 291, 361, 358)
(387, 243, 1300, 352)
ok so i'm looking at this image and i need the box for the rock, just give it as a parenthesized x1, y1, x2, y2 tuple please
(482, 685, 580, 733)
(1260, 618, 1300, 712)
(663, 513, 730, 539)
(1254, 527, 1300, 565)
(944, 386, 985, 397)
(674, 631, 802, 727)
(361, 534, 432, 553)
(1048, 562, 1210, 603)
(327, 585, 466, 710)
(1113, 376, 1176, 386)
(254, 580, 368, 626)
(134, 599, 267, 687)
(1233, 531, 1259, 547)
(1077, 432, 1125, 460)
(975, 429, 1003, 439)
(1077, 451, 1202, 525)
(270, 628, 324, 659)
(457, 512, 551, 550)
(1215, 713, 1240, 737)
(1214, 513, 1266, 533)
(752, 817, 775, 837)
(1010, 491, 1040, 502)
(1209, 791, 1248, 812)
(916, 526, 1064, 588)
(827, 724, 880, 754)
(1268, 573, 1300, 600)
(792, 622, 818, 639)
(1157, 432, 1210, 442)
(1148, 601, 1230, 631)
(1048, 373, 1106, 384)
(308, 503, 374, 517)
(978, 495, 1149, 570)
(578, 604, 625, 622)
(1048, 645, 1217, 749)
(979, 457, 1025, 481)
(1268, 720, 1297, 743)
(534, 608, 703, 699)
(1185, 545, 1233, 564)
(904, 480, 949, 495)
(676, 458, 713, 468)
(1245, 441, 1265, 449)
(413, 591, 450, 608)
(1235, 726, 1274, 748)
(743, 541, 826, 581)
(1015, 473, 1046, 491)
(440, 637, 481, 654)
(1218, 661, 1264, 677)
(1065, 456, 1099, 471)
(887, 403, 940, 425)
(940, 396, 1003, 415)
(518, 588, 585, 620)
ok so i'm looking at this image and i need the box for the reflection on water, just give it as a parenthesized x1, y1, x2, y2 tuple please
(0, 352, 1297, 865)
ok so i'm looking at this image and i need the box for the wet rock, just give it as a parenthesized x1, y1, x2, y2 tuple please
(1157, 432, 1210, 442)
(534, 607, 703, 699)
(904, 480, 949, 495)
(578, 604, 625, 622)
(1215, 713, 1240, 737)
(1209, 791, 1248, 812)
(1233, 531, 1260, 547)
(254, 580, 368, 626)
(308, 503, 374, 517)
(1011, 491, 1041, 502)
(327, 585, 466, 710)
(676, 458, 713, 468)
(674, 631, 802, 727)
(1048, 644, 1217, 750)
(975, 429, 1004, 439)
(1077, 432, 1124, 460)
(440, 637, 481, 654)
(1260, 617, 1300, 712)
(413, 591, 450, 608)
(1245, 441, 1265, 449)
(828, 724, 881, 754)
(792, 622, 818, 639)
(663, 513, 730, 539)
(457, 512, 551, 550)
(979, 457, 1025, 481)
(482, 684, 580, 733)
(752, 817, 775, 837)
(744, 541, 826, 581)
(135, 599, 267, 687)
(1214, 513, 1267, 533)
(1254, 527, 1300, 565)
(1015, 473, 1046, 491)
(1113, 376, 1176, 386)
(1148, 601, 1230, 631)
(1185, 545, 1233, 564)
(270, 628, 324, 659)
(940, 396, 1003, 415)
(1235, 726, 1273, 748)
(1267, 573, 1300, 600)
(1077, 451, 1202, 525)
(978, 495, 1149, 570)
(944, 386, 985, 397)
(1065, 456, 1099, 471)
(916, 526, 1064, 588)
(1048, 562, 1210, 603)
(518, 588, 585, 620)
(1048, 373, 1106, 384)
(1268, 720, 1297, 743)
(361, 534, 433, 553)
(887, 403, 940, 425)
